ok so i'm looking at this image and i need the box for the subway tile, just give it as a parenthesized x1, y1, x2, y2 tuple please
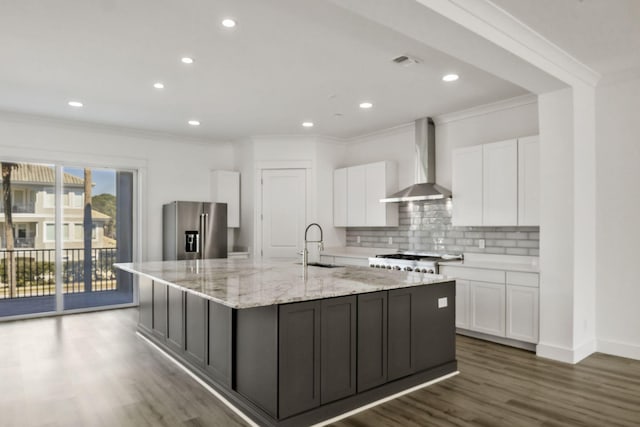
(495, 239, 518, 247)
(464, 232, 484, 239)
(456, 239, 474, 246)
(484, 232, 506, 239)
(506, 232, 528, 239)
(517, 240, 539, 248)
(506, 248, 529, 256)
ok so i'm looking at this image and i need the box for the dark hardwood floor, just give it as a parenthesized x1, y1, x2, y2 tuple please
(1, 308, 638, 427)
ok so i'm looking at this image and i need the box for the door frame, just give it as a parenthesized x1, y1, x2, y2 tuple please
(255, 161, 313, 258)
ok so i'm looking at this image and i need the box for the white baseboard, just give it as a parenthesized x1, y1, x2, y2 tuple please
(536, 339, 596, 364)
(597, 338, 640, 361)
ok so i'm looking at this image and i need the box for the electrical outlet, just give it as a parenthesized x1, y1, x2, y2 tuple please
(438, 297, 448, 308)
(478, 239, 485, 249)
(388, 237, 393, 245)
(356, 236, 361, 244)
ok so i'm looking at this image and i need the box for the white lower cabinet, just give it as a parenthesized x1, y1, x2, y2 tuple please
(469, 281, 506, 337)
(506, 285, 539, 343)
(455, 280, 470, 329)
(441, 265, 539, 346)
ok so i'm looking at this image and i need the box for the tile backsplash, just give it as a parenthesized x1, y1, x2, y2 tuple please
(345, 199, 539, 256)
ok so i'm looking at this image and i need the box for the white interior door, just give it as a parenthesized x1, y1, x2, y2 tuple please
(261, 169, 306, 258)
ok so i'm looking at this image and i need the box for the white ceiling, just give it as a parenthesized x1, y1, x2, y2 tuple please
(0, 0, 636, 141)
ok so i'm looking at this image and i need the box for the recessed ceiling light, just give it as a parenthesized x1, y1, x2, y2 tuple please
(221, 18, 236, 28)
(68, 101, 83, 108)
(153, 82, 165, 89)
(359, 102, 373, 109)
(181, 57, 194, 64)
(188, 120, 200, 126)
(442, 73, 459, 82)
(302, 121, 314, 128)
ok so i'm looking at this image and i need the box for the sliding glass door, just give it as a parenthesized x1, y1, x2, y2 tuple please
(0, 161, 136, 318)
(0, 162, 57, 316)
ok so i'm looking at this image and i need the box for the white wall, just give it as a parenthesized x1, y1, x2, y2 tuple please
(316, 138, 347, 247)
(595, 75, 640, 360)
(0, 113, 234, 261)
(536, 89, 577, 361)
(345, 124, 416, 190)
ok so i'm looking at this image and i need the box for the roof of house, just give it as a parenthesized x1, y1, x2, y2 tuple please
(1, 163, 86, 186)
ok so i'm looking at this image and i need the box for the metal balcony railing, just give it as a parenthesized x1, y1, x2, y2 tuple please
(0, 247, 119, 299)
(0, 203, 36, 213)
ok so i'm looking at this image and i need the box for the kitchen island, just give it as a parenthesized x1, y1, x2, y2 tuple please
(115, 259, 457, 427)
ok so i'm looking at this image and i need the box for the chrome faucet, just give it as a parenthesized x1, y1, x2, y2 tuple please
(302, 223, 324, 267)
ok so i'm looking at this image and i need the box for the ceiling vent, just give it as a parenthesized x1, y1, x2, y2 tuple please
(392, 55, 421, 67)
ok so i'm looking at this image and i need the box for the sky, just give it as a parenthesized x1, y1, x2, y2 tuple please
(64, 167, 116, 195)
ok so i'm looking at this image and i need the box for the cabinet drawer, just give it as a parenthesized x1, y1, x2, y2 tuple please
(440, 266, 505, 283)
(506, 271, 539, 288)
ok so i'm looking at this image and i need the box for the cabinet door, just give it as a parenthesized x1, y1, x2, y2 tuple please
(333, 168, 348, 227)
(506, 285, 539, 343)
(357, 291, 387, 392)
(365, 162, 397, 226)
(388, 289, 413, 380)
(138, 276, 153, 331)
(455, 279, 470, 329)
(278, 301, 321, 419)
(210, 170, 240, 228)
(470, 281, 506, 337)
(207, 300, 232, 386)
(347, 165, 366, 226)
(166, 287, 184, 352)
(483, 139, 518, 226)
(320, 296, 356, 404)
(152, 282, 167, 339)
(452, 146, 483, 226)
(185, 292, 206, 366)
(518, 136, 540, 226)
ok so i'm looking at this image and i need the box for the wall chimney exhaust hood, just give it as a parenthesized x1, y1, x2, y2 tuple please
(380, 117, 452, 203)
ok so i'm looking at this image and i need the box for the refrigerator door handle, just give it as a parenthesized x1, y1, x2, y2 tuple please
(200, 212, 208, 260)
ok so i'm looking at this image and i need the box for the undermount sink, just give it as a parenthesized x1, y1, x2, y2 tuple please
(297, 262, 344, 268)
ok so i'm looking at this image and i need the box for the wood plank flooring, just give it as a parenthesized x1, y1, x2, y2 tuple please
(1, 308, 639, 427)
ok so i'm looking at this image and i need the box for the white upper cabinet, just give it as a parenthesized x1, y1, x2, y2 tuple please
(347, 164, 366, 226)
(452, 146, 483, 226)
(452, 136, 539, 226)
(333, 168, 348, 227)
(483, 139, 518, 226)
(210, 170, 240, 228)
(334, 161, 398, 227)
(518, 136, 540, 226)
(365, 161, 398, 226)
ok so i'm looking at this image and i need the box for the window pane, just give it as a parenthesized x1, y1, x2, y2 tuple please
(62, 167, 134, 310)
(0, 161, 56, 317)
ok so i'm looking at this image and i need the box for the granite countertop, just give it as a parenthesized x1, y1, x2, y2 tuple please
(115, 258, 452, 309)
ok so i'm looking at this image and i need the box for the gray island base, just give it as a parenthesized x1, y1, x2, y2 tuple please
(115, 259, 458, 426)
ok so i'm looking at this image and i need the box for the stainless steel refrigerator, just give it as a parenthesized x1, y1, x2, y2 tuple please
(163, 201, 228, 260)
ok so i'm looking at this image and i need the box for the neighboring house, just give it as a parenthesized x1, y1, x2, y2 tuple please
(0, 164, 111, 251)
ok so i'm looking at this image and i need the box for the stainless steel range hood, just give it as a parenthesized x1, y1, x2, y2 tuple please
(380, 117, 452, 203)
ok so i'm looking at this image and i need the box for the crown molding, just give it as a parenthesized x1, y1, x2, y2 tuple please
(416, 0, 601, 88)
(434, 94, 537, 125)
